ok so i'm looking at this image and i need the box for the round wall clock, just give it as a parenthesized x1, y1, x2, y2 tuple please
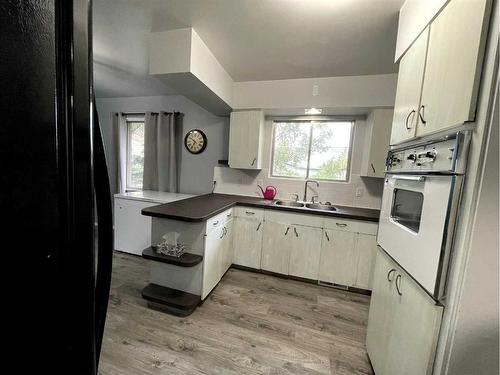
(184, 129, 207, 154)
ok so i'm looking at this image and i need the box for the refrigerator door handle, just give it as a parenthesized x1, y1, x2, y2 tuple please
(92, 95, 113, 366)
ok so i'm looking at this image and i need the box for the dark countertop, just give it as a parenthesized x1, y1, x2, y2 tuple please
(142, 193, 380, 223)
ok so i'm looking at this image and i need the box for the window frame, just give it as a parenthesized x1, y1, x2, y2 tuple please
(125, 118, 145, 191)
(269, 119, 355, 183)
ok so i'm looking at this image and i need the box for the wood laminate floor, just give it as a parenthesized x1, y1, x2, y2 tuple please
(99, 252, 374, 375)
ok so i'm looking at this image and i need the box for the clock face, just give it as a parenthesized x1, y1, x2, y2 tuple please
(184, 129, 207, 154)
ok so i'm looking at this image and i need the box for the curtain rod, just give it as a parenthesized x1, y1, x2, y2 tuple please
(116, 111, 183, 116)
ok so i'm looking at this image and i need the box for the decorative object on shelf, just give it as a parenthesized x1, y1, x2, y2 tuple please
(184, 129, 207, 154)
(153, 232, 185, 257)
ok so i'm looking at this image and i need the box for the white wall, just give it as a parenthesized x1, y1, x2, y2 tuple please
(214, 119, 384, 209)
(446, 84, 499, 375)
(232, 74, 398, 110)
(96, 95, 229, 195)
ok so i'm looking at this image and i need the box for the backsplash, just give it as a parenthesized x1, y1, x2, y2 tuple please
(213, 166, 384, 209)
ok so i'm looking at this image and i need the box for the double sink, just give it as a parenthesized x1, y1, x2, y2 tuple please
(274, 200, 337, 212)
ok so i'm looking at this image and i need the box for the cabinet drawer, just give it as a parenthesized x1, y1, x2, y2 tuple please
(323, 217, 359, 233)
(234, 206, 264, 220)
(206, 208, 233, 233)
(264, 210, 323, 228)
(357, 221, 378, 236)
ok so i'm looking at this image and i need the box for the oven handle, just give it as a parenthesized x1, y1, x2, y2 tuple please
(391, 175, 426, 182)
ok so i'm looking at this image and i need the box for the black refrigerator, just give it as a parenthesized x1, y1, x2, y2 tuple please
(1, 1, 113, 374)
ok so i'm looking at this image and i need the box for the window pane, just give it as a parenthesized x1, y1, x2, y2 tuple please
(272, 122, 310, 178)
(308, 122, 352, 181)
(391, 189, 424, 233)
(127, 122, 144, 189)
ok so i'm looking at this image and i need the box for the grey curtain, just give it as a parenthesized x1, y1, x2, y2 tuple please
(143, 112, 180, 192)
(113, 112, 127, 193)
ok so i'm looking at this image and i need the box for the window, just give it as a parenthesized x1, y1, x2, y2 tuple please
(271, 121, 353, 181)
(126, 120, 145, 190)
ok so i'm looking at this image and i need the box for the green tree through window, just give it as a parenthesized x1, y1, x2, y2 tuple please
(271, 121, 352, 181)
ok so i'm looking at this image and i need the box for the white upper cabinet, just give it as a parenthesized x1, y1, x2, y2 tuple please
(228, 110, 264, 169)
(417, 0, 492, 137)
(361, 109, 394, 178)
(390, 27, 429, 146)
(391, 0, 491, 145)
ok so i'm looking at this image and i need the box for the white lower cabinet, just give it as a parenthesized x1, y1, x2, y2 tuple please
(219, 218, 234, 278)
(366, 249, 443, 375)
(318, 229, 377, 289)
(233, 216, 263, 269)
(202, 210, 233, 299)
(288, 225, 323, 280)
(261, 221, 291, 275)
(319, 229, 357, 286)
(202, 208, 378, 299)
(202, 225, 224, 299)
(353, 233, 377, 289)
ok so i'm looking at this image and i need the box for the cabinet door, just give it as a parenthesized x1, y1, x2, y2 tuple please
(233, 217, 263, 269)
(361, 109, 393, 178)
(318, 229, 357, 286)
(288, 225, 323, 280)
(353, 234, 377, 290)
(261, 221, 291, 275)
(228, 110, 263, 169)
(220, 219, 234, 277)
(384, 272, 443, 375)
(390, 27, 429, 145)
(366, 250, 398, 375)
(417, 0, 490, 137)
(202, 227, 224, 299)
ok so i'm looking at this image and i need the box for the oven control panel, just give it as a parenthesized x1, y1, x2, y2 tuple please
(386, 133, 469, 174)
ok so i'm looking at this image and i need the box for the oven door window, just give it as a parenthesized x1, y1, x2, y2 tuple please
(391, 188, 424, 233)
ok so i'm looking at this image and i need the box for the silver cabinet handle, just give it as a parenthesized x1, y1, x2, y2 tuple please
(418, 105, 427, 125)
(371, 163, 376, 173)
(245, 211, 255, 215)
(387, 268, 396, 282)
(213, 220, 219, 226)
(395, 274, 403, 296)
(219, 228, 225, 239)
(335, 223, 347, 227)
(251, 158, 257, 166)
(405, 109, 416, 130)
(325, 231, 330, 242)
(256, 222, 261, 231)
(226, 213, 232, 218)
(294, 227, 298, 237)
(284, 226, 290, 236)
(392, 175, 425, 182)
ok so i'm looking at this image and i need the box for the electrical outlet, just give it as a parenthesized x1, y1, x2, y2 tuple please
(312, 84, 319, 96)
(355, 187, 364, 198)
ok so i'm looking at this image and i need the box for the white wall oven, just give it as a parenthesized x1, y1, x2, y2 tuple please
(378, 132, 470, 300)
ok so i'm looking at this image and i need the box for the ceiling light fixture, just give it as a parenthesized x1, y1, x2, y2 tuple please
(305, 107, 322, 115)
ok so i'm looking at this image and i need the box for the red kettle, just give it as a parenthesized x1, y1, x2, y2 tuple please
(258, 185, 277, 200)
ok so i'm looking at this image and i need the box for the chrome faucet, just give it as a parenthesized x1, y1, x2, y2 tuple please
(303, 180, 319, 202)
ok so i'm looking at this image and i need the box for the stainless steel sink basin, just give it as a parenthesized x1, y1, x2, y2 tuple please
(274, 200, 305, 208)
(305, 203, 337, 211)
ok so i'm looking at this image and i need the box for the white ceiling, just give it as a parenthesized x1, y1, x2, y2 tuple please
(93, 0, 403, 98)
